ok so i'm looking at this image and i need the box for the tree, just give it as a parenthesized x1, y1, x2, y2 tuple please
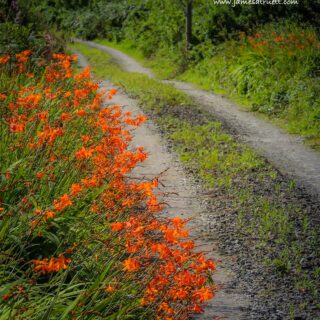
(185, 0, 193, 49)
(176, 0, 194, 50)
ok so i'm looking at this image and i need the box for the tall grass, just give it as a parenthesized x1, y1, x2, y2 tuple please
(0, 51, 215, 319)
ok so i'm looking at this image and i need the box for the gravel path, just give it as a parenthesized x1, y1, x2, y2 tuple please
(78, 40, 320, 201)
(75, 51, 250, 319)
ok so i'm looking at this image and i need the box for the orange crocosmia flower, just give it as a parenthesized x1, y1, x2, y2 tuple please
(122, 258, 140, 272)
(193, 287, 214, 302)
(75, 147, 93, 159)
(76, 109, 85, 117)
(90, 203, 99, 213)
(9, 123, 25, 133)
(35, 208, 41, 216)
(0, 94, 7, 100)
(111, 222, 124, 231)
(81, 135, 92, 143)
(45, 211, 55, 220)
(25, 94, 41, 105)
(16, 50, 32, 63)
(81, 176, 99, 188)
(52, 53, 66, 60)
(190, 303, 203, 314)
(163, 228, 188, 243)
(105, 285, 116, 293)
(125, 115, 147, 126)
(70, 183, 82, 196)
(74, 66, 90, 81)
(33, 255, 71, 274)
(54, 194, 72, 212)
(179, 240, 195, 250)
(31, 220, 39, 228)
(36, 172, 45, 179)
(37, 111, 48, 121)
(109, 89, 117, 95)
(49, 155, 57, 162)
(0, 55, 10, 64)
(64, 91, 72, 98)
(170, 217, 186, 229)
(62, 59, 71, 69)
(169, 288, 189, 301)
(60, 112, 72, 121)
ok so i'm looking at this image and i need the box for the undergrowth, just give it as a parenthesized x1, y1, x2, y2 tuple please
(73, 42, 320, 317)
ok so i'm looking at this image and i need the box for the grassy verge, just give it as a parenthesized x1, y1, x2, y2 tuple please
(0, 51, 215, 319)
(73, 42, 320, 317)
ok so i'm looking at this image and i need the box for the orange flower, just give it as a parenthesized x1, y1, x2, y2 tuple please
(70, 183, 82, 196)
(38, 111, 48, 121)
(122, 258, 140, 272)
(75, 147, 93, 159)
(10, 123, 25, 133)
(36, 172, 45, 179)
(105, 285, 116, 293)
(76, 109, 86, 117)
(60, 112, 72, 121)
(81, 135, 92, 143)
(33, 255, 71, 274)
(0, 55, 10, 64)
(45, 211, 55, 220)
(64, 91, 72, 98)
(193, 287, 214, 302)
(54, 194, 72, 212)
(111, 222, 124, 231)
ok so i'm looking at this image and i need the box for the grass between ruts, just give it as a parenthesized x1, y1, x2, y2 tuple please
(73, 42, 320, 317)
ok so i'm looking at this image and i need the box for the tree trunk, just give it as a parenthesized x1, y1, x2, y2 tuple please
(185, 0, 193, 50)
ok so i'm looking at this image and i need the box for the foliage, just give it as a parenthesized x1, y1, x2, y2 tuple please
(0, 51, 215, 319)
(0, 0, 67, 55)
(181, 22, 320, 143)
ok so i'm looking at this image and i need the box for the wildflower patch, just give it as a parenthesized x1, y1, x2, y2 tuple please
(0, 51, 215, 319)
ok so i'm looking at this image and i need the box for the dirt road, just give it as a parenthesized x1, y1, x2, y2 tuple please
(76, 51, 249, 319)
(79, 40, 320, 201)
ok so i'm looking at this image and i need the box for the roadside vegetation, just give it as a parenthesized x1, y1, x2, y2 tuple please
(52, 0, 320, 148)
(0, 51, 215, 319)
(73, 42, 320, 317)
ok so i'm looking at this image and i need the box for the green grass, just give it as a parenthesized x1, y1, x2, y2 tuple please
(73, 42, 320, 315)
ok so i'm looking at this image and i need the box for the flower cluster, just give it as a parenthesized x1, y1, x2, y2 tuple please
(0, 51, 215, 319)
(239, 29, 320, 57)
